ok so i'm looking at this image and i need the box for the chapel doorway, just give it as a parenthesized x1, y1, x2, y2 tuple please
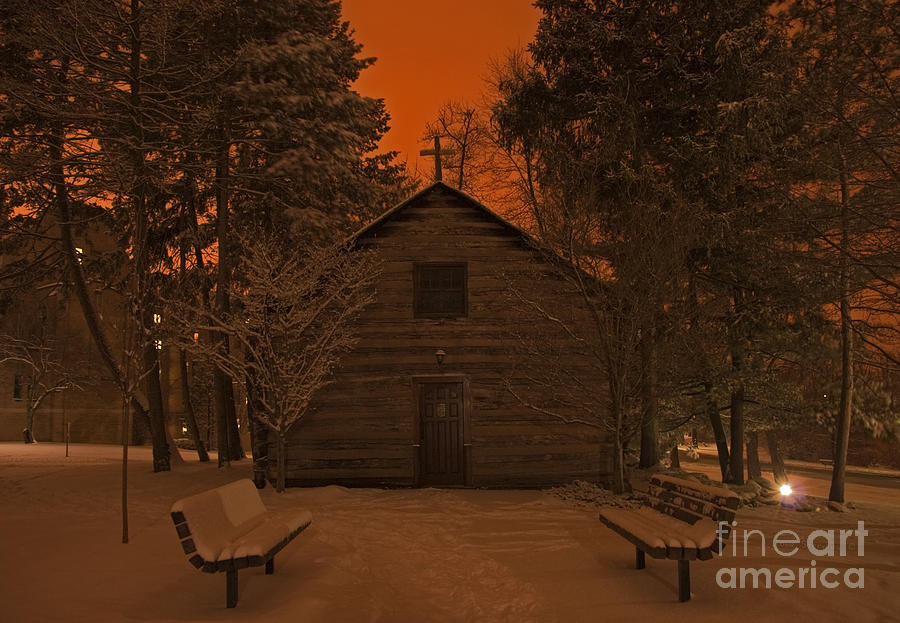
(417, 382, 465, 486)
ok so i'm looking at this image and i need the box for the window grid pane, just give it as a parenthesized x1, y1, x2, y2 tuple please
(415, 264, 467, 317)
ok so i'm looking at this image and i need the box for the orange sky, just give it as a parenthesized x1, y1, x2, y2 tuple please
(340, 0, 540, 176)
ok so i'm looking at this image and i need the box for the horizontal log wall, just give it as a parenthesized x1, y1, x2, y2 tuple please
(280, 187, 613, 488)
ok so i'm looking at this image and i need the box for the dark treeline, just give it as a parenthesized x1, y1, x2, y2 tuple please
(429, 0, 898, 500)
(0, 0, 411, 472)
(1, 0, 897, 503)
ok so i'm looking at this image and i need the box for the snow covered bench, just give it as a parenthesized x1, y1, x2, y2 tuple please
(170, 479, 312, 608)
(598, 473, 739, 602)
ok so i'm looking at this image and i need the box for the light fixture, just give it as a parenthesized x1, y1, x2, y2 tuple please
(435, 349, 446, 366)
(779, 483, 793, 497)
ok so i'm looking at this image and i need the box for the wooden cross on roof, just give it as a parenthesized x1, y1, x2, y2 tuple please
(420, 135, 455, 182)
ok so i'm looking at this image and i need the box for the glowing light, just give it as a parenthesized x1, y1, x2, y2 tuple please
(154, 339, 162, 350)
(153, 313, 161, 324)
(181, 425, 187, 434)
(779, 483, 793, 496)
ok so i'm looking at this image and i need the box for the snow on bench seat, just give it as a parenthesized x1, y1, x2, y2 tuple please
(218, 510, 312, 560)
(170, 479, 312, 608)
(597, 473, 739, 602)
(599, 506, 719, 555)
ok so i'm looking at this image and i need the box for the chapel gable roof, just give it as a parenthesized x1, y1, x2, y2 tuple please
(347, 182, 538, 248)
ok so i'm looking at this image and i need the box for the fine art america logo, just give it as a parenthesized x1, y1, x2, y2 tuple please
(716, 521, 867, 590)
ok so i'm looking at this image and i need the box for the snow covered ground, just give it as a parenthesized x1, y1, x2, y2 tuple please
(1, 442, 898, 623)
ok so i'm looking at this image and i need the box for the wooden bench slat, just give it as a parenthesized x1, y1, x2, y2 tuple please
(651, 475, 740, 509)
(648, 491, 736, 524)
(667, 544, 691, 560)
(649, 479, 739, 511)
(646, 497, 706, 524)
(171, 479, 312, 608)
(598, 474, 740, 603)
(598, 514, 668, 558)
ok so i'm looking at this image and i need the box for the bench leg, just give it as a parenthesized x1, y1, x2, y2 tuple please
(226, 569, 238, 608)
(677, 560, 691, 602)
(266, 557, 274, 575)
(635, 548, 645, 570)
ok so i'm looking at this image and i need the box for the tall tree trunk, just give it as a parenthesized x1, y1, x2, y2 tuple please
(225, 378, 244, 460)
(611, 440, 625, 495)
(746, 431, 762, 481)
(56, 141, 153, 459)
(24, 397, 35, 441)
(179, 349, 209, 461)
(212, 117, 243, 465)
(610, 399, 626, 494)
(141, 338, 170, 472)
(276, 432, 286, 493)
(176, 241, 209, 463)
(669, 444, 680, 469)
(639, 331, 659, 468)
(128, 0, 170, 472)
(120, 391, 130, 543)
(49, 57, 158, 465)
(728, 383, 745, 485)
(250, 420, 269, 488)
(214, 371, 231, 467)
(727, 291, 745, 485)
(247, 374, 268, 488)
(244, 340, 266, 485)
(165, 425, 184, 465)
(184, 184, 212, 312)
(766, 429, 788, 484)
(829, 153, 854, 504)
(214, 126, 233, 468)
(705, 383, 731, 482)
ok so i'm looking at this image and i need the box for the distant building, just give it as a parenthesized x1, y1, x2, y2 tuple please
(0, 221, 211, 446)
(0, 225, 131, 443)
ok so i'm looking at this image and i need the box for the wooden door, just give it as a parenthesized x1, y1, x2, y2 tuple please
(418, 382, 465, 485)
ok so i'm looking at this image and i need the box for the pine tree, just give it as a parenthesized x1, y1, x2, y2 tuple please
(1, 0, 177, 470)
(495, 0, 807, 485)
(167, 0, 407, 464)
(1, 0, 406, 472)
(788, 0, 900, 503)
